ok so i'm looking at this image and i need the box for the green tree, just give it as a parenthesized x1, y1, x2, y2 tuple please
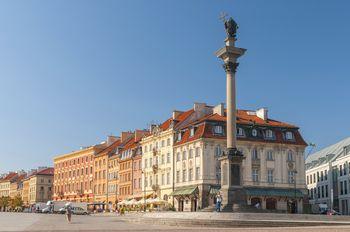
(10, 195, 23, 210)
(0, 196, 10, 211)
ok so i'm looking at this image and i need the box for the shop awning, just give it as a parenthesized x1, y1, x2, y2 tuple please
(245, 187, 303, 198)
(169, 186, 198, 196)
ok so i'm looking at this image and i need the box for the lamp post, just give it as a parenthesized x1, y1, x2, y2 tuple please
(293, 170, 298, 213)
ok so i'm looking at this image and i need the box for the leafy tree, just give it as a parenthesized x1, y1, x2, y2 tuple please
(0, 196, 10, 211)
(10, 195, 23, 210)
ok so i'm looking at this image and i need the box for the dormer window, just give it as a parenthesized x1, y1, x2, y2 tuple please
(265, 129, 273, 139)
(214, 125, 223, 134)
(252, 129, 258, 137)
(286, 131, 294, 140)
(237, 127, 244, 137)
(177, 132, 182, 141)
(190, 128, 195, 137)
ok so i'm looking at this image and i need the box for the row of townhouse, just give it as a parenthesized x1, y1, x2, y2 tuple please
(53, 102, 307, 213)
(0, 167, 54, 209)
(305, 137, 350, 215)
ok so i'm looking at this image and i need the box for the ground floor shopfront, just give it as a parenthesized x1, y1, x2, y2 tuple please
(170, 184, 305, 213)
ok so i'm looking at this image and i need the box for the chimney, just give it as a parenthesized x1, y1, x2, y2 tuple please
(256, 108, 268, 121)
(172, 110, 183, 120)
(193, 102, 212, 119)
(213, 103, 225, 116)
(135, 130, 148, 141)
(107, 135, 119, 146)
(121, 131, 133, 142)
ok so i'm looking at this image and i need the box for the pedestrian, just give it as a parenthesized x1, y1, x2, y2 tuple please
(65, 202, 72, 223)
(216, 192, 222, 212)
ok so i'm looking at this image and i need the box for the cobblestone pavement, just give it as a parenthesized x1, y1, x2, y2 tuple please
(1, 212, 350, 232)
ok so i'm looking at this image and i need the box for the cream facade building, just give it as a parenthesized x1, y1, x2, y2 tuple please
(28, 168, 54, 204)
(141, 103, 212, 203)
(305, 137, 350, 215)
(142, 103, 307, 213)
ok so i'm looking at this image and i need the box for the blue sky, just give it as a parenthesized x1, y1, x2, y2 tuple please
(0, 0, 349, 173)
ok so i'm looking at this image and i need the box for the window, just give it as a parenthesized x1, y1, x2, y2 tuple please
(325, 170, 328, 180)
(252, 149, 258, 160)
(189, 168, 193, 181)
(145, 158, 148, 168)
(161, 174, 165, 185)
(317, 186, 320, 198)
(252, 129, 258, 137)
(267, 151, 273, 161)
(177, 133, 182, 141)
(325, 185, 329, 197)
(166, 172, 170, 185)
(215, 146, 222, 157)
(149, 176, 153, 186)
(287, 151, 293, 161)
(321, 186, 324, 198)
(161, 140, 165, 147)
(167, 138, 170, 146)
(195, 147, 200, 157)
(288, 171, 295, 184)
(149, 158, 152, 167)
(307, 175, 309, 185)
(182, 151, 187, 160)
(265, 129, 273, 138)
(161, 154, 165, 164)
(176, 171, 180, 183)
(345, 180, 348, 195)
(145, 145, 148, 153)
(321, 171, 324, 181)
(182, 170, 187, 182)
(176, 152, 180, 162)
(252, 169, 259, 182)
(237, 127, 244, 136)
(267, 169, 273, 183)
(166, 153, 170, 163)
(144, 176, 148, 187)
(195, 167, 200, 180)
(189, 149, 193, 159)
(190, 128, 195, 137)
(214, 125, 223, 134)
(285, 131, 294, 140)
(317, 172, 320, 182)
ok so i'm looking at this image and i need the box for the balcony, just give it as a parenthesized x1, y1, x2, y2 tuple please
(152, 164, 159, 174)
(151, 184, 159, 191)
(251, 159, 260, 167)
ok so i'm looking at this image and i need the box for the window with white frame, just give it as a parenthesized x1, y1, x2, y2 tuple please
(166, 172, 170, 185)
(265, 129, 273, 138)
(182, 169, 187, 182)
(267, 169, 274, 183)
(190, 128, 195, 137)
(176, 171, 180, 183)
(189, 149, 193, 159)
(189, 168, 193, 181)
(215, 145, 222, 157)
(149, 158, 153, 167)
(252, 129, 258, 137)
(167, 138, 170, 146)
(176, 152, 180, 162)
(285, 131, 294, 140)
(182, 151, 187, 160)
(267, 150, 273, 160)
(195, 147, 200, 157)
(161, 140, 165, 147)
(252, 148, 259, 160)
(237, 127, 244, 136)
(195, 167, 200, 180)
(287, 150, 294, 161)
(252, 169, 259, 182)
(161, 174, 165, 185)
(166, 153, 170, 163)
(161, 154, 165, 164)
(177, 133, 182, 141)
(145, 158, 148, 168)
(214, 125, 223, 134)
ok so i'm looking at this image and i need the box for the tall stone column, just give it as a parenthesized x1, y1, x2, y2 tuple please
(215, 16, 246, 212)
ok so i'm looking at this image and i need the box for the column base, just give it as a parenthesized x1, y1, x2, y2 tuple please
(220, 187, 247, 212)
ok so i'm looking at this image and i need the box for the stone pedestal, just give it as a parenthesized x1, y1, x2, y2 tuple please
(219, 149, 246, 212)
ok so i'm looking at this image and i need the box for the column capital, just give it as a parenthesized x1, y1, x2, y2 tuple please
(223, 62, 239, 73)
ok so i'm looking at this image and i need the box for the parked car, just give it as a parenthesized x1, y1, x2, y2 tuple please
(326, 210, 342, 215)
(71, 207, 89, 215)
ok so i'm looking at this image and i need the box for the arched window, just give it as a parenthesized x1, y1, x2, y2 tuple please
(215, 146, 222, 157)
(287, 150, 294, 161)
(252, 129, 258, 137)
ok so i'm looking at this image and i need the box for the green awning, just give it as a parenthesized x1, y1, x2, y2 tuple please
(170, 186, 198, 196)
(245, 187, 303, 198)
(209, 185, 220, 195)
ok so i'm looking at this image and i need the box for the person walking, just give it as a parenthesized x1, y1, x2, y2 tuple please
(216, 192, 222, 212)
(65, 202, 72, 223)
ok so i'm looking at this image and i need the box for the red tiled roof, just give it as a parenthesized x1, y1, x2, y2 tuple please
(1, 172, 18, 182)
(95, 139, 122, 156)
(174, 112, 307, 146)
(36, 167, 54, 176)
